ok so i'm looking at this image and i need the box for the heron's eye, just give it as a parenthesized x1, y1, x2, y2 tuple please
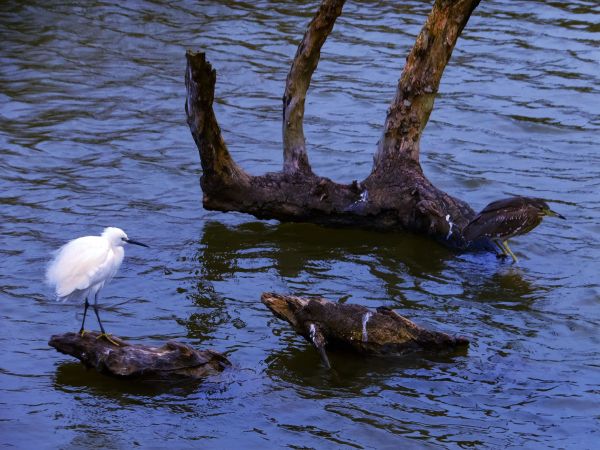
(121, 237, 126, 241)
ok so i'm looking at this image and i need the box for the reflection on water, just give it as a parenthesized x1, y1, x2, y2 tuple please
(1, 0, 599, 448)
(180, 281, 232, 341)
(265, 337, 470, 391)
(197, 220, 457, 305)
(54, 362, 207, 399)
(467, 268, 545, 309)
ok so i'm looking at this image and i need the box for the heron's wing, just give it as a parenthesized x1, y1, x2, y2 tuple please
(46, 236, 118, 298)
(463, 213, 494, 240)
(478, 197, 528, 215)
(463, 197, 527, 240)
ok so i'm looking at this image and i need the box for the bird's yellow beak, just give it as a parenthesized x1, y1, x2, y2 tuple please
(546, 209, 566, 220)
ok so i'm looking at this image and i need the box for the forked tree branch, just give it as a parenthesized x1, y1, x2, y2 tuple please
(185, 0, 487, 249)
(282, 0, 346, 175)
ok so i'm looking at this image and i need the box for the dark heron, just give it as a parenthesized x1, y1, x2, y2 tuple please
(463, 196, 565, 262)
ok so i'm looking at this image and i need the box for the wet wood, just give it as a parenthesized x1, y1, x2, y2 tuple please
(49, 331, 230, 380)
(185, 52, 250, 189)
(185, 0, 486, 249)
(262, 293, 469, 368)
(282, 0, 345, 175)
(373, 0, 481, 169)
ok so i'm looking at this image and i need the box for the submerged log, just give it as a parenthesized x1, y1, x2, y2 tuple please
(185, 0, 488, 249)
(49, 331, 230, 380)
(262, 292, 468, 368)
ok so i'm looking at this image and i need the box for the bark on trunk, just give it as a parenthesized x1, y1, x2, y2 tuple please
(49, 332, 230, 380)
(185, 0, 485, 249)
(373, 0, 481, 169)
(262, 292, 468, 368)
(282, 0, 345, 175)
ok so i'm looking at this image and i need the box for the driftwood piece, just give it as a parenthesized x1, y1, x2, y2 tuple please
(49, 332, 230, 380)
(262, 292, 468, 368)
(185, 0, 489, 249)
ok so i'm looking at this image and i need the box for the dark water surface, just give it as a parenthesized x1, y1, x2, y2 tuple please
(1, 0, 599, 448)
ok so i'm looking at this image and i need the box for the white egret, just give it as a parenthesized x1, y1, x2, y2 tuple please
(46, 227, 148, 345)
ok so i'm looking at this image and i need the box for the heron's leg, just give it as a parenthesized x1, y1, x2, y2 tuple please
(92, 292, 120, 346)
(493, 240, 508, 258)
(79, 298, 90, 336)
(501, 240, 518, 263)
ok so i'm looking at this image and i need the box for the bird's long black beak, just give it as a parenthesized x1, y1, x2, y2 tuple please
(547, 209, 566, 220)
(125, 238, 149, 248)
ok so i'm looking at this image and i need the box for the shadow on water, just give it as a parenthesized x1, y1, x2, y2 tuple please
(468, 268, 547, 310)
(183, 217, 552, 329)
(198, 221, 452, 276)
(194, 220, 465, 307)
(52, 361, 232, 402)
(264, 340, 469, 393)
(192, 220, 547, 309)
(458, 253, 549, 310)
(187, 220, 484, 382)
(176, 278, 233, 341)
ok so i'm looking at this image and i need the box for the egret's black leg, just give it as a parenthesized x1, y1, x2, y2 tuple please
(79, 298, 90, 335)
(92, 292, 107, 335)
(92, 292, 120, 346)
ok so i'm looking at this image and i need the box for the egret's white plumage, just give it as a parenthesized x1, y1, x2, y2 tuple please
(46, 227, 148, 341)
(47, 230, 124, 301)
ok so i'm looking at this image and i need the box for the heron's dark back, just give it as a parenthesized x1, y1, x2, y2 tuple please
(463, 197, 546, 241)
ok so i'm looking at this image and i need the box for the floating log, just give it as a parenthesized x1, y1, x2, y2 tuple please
(49, 331, 230, 380)
(262, 292, 468, 368)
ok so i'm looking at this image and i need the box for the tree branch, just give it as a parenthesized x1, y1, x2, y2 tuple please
(282, 0, 346, 175)
(373, 0, 481, 171)
(185, 51, 250, 189)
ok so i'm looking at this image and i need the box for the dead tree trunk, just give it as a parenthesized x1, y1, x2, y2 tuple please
(262, 293, 468, 368)
(185, 0, 483, 248)
(49, 332, 230, 380)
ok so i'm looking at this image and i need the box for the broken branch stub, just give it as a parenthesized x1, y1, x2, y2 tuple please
(186, 0, 487, 248)
(49, 332, 230, 380)
(185, 51, 250, 189)
(262, 292, 468, 367)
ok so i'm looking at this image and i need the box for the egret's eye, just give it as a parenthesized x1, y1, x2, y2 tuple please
(121, 237, 127, 241)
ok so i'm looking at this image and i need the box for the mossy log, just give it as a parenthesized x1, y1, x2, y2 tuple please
(262, 292, 468, 368)
(49, 331, 230, 380)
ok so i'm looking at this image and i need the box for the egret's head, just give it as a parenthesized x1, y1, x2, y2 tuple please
(101, 227, 149, 248)
(102, 227, 128, 247)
